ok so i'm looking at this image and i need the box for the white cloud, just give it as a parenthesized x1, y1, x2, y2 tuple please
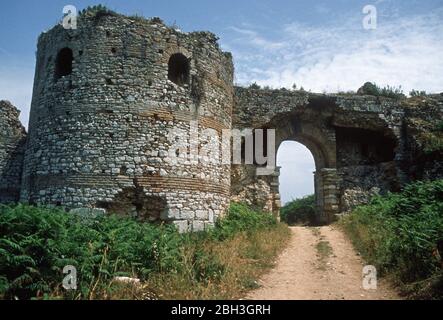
(227, 8, 443, 94)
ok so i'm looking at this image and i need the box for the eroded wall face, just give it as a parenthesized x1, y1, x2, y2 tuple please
(21, 14, 234, 232)
(335, 127, 400, 212)
(0, 101, 26, 203)
(232, 88, 443, 221)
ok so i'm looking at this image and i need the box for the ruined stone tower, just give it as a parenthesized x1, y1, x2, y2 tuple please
(20, 11, 234, 232)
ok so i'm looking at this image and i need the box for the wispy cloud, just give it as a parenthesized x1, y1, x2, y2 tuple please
(226, 8, 443, 94)
(228, 26, 285, 50)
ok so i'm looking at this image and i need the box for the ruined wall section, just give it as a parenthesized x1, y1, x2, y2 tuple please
(0, 101, 26, 203)
(400, 94, 443, 181)
(21, 13, 234, 232)
(332, 95, 406, 212)
(232, 87, 412, 219)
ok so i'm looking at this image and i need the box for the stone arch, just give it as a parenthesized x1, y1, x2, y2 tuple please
(54, 47, 73, 80)
(275, 119, 336, 169)
(271, 117, 339, 224)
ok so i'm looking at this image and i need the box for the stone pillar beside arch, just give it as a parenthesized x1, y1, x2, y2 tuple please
(270, 166, 282, 220)
(314, 168, 340, 224)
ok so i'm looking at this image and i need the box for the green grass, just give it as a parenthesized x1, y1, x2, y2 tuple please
(0, 202, 290, 300)
(339, 179, 443, 299)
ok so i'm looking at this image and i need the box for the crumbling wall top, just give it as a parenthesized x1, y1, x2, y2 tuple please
(0, 100, 26, 138)
(233, 86, 411, 129)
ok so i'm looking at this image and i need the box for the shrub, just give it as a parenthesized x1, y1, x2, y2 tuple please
(280, 195, 316, 225)
(358, 82, 405, 99)
(213, 202, 277, 240)
(410, 89, 427, 97)
(79, 5, 117, 18)
(248, 82, 261, 90)
(340, 180, 443, 299)
(0, 205, 182, 299)
(0, 202, 280, 300)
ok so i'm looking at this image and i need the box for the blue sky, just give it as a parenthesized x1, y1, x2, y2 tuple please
(1, 0, 442, 202)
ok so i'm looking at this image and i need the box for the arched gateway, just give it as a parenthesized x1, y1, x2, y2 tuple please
(231, 88, 403, 224)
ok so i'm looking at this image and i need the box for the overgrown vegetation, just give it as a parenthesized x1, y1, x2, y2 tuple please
(420, 121, 443, 155)
(0, 203, 289, 300)
(78, 4, 116, 17)
(280, 195, 316, 226)
(358, 82, 406, 99)
(340, 180, 443, 299)
(248, 82, 261, 90)
(410, 89, 427, 97)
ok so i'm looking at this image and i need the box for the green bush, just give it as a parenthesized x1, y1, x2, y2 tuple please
(280, 195, 316, 225)
(0, 202, 276, 300)
(212, 203, 277, 240)
(78, 4, 117, 20)
(248, 82, 261, 90)
(340, 180, 443, 299)
(410, 89, 427, 97)
(358, 82, 405, 99)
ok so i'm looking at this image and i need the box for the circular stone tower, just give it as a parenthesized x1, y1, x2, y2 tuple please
(21, 10, 234, 232)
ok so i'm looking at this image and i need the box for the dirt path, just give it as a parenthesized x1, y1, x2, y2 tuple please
(247, 226, 400, 300)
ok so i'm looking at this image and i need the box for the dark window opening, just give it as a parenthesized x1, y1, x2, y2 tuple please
(168, 53, 190, 86)
(54, 48, 73, 80)
(361, 143, 370, 158)
(336, 127, 396, 167)
(111, 47, 117, 54)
